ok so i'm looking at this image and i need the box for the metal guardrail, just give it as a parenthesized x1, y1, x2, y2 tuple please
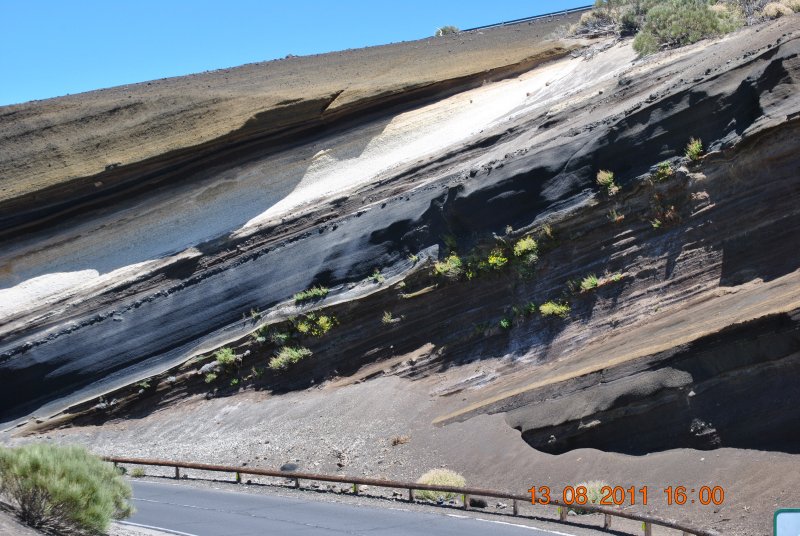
(461, 5, 593, 32)
(106, 456, 719, 536)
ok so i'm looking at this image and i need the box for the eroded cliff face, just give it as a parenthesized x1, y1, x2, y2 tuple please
(1, 13, 799, 471)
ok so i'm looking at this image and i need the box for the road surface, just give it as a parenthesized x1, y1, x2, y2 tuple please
(126, 480, 569, 536)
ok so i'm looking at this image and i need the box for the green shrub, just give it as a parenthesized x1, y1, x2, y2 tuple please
(314, 315, 335, 335)
(487, 249, 508, 270)
(632, 29, 660, 54)
(652, 161, 674, 182)
(610, 273, 623, 282)
(204, 372, 218, 384)
(0, 444, 133, 533)
(130, 467, 146, 478)
(369, 268, 385, 284)
(435, 25, 459, 36)
(415, 469, 466, 501)
(434, 254, 464, 280)
(269, 346, 312, 370)
(596, 170, 620, 196)
(293, 285, 329, 303)
(685, 137, 703, 161)
(633, 0, 739, 56)
(293, 313, 336, 337)
(382, 311, 397, 325)
(214, 347, 238, 368)
(607, 209, 625, 224)
(580, 274, 600, 292)
(499, 317, 512, 330)
(270, 330, 291, 345)
(513, 236, 538, 257)
(408, 253, 419, 264)
(540, 301, 571, 318)
(525, 302, 537, 315)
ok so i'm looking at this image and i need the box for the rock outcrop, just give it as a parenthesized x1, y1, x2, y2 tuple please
(2, 13, 799, 536)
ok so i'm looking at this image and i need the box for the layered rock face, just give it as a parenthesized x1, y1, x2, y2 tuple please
(1, 11, 799, 475)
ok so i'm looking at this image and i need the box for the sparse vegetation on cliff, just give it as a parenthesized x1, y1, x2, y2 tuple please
(434, 253, 464, 279)
(652, 161, 674, 182)
(294, 285, 329, 303)
(580, 274, 600, 292)
(214, 347, 239, 368)
(685, 137, 704, 161)
(269, 346, 313, 370)
(540, 301, 571, 318)
(596, 169, 620, 196)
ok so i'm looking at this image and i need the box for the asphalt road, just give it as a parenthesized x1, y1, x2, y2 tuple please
(126, 480, 567, 536)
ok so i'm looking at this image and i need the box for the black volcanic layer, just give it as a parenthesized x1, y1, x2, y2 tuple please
(1, 24, 799, 431)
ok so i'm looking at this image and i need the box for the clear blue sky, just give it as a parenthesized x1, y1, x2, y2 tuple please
(0, 1, 587, 106)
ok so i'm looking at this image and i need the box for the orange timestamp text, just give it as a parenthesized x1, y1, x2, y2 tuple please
(528, 485, 725, 507)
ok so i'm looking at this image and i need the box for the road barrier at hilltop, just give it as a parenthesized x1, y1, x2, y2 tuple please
(461, 5, 593, 32)
(106, 455, 719, 536)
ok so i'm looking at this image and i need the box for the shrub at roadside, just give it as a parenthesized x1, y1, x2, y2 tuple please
(569, 480, 609, 514)
(0, 443, 133, 534)
(415, 469, 466, 501)
(435, 25, 459, 36)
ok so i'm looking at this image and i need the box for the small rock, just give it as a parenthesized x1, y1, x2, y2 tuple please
(469, 498, 488, 508)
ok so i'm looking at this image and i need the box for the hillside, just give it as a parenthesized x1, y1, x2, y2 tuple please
(1, 10, 799, 536)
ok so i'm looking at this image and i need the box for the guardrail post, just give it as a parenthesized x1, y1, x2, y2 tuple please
(235, 471, 241, 484)
(408, 489, 414, 502)
(174, 466, 180, 480)
(353, 483, 360, 496)
(643, 521, 653, 536)
(294, 478, 300, 489)
(603, 513, 612, 529)
(559, 506, 568, 521)
(513, 500, 518, 516)
(464, 494, 471, 510)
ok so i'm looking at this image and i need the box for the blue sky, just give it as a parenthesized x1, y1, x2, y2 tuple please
(0, 1, 586, 106)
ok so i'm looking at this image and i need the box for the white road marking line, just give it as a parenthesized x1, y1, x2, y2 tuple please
(445, 513, 580, 535)
(118, 520, 200, 536)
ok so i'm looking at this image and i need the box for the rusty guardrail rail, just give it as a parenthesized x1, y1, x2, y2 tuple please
(106, 456, 719, 536)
